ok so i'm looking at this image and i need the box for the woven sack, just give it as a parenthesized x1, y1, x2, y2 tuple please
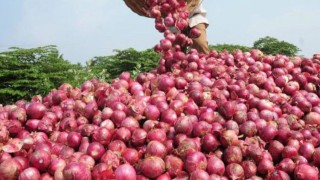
(124, 0, 150, 17)
(124, 0, 202, 17)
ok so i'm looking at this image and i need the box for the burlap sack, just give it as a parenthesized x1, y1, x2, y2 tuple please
(124, 0, 202, 17)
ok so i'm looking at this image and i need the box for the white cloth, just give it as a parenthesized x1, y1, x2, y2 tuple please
(188, 3, 209, 28)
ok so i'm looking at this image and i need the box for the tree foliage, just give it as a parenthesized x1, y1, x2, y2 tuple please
(0, 46, 90, 104)
(88, 48, 160, 82)
(209, 44, 251, 53)
(253, 36, 300, 56)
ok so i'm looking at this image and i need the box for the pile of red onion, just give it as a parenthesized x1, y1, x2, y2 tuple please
(1, 0, 320, 179)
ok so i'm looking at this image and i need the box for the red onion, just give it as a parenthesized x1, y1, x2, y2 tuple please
(268, 170, 290, 180)
(29, 150, 51, 172)
(278, 158, 296, 174)
(207, 155, 225, 176)
(282, 145, 298, 159)
(185, 151, 207, 173)
(0, 152, 12, 164)
(161, 109, 178, 126)
(67, 132, 82, 149)
(108, 140, 127, 154)
(13, 156, 29, 170)
(174, 116, 193, 135)
(192, 121, 212, 137)
(224, 146, 243, 164)
(268, 140, 284, 162)
(294, 164, 319, 180)
(144, 104, 160, 120)
(0, 159, 23, 180)
(140, 156, 165, 178)
(18, 167, 41, 180)
(257, 159, 274, 176)
(201, 133, 220, 152)
(313, 147, 320, 165)
(147, 128, 166, 143)
(121, 117, 139, 132)
(131, 128, 147, 147)
(63, 162, 91, 180)
(100, 150, 120, 169)
(189, 169, 209, 180)
(146, 140, 167, 158)
(86, 142, 105, 160)
(304, 112, 320, 125)
(78, 154, 95, 170)
(122, 148, 139, 165)
(114, 127, 131, 142)
(92, 127, 112, 145)
(48, 158, 66, 175)
(220, 130, 239, 147)
(241, 160, 257, 178)
(240, 121, 257, 137)
(26, 102, 47, 119)
(115, 164, 136, 180)
(259, 125, 278, 142)
(9, 107, 27, 123)
(165, 155, 184, 177)
(92, 163, 114, 180)
(298, 142, 315, 160)
(225, 163, 244, 180)
(111, 110, 126, 127)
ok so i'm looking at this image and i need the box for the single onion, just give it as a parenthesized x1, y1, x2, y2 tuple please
(294, 164, 319, 180)
(115, 164, 136, 180)
(0, 159, 23, 180)
(63, 162, 92, 180)
(86, 142, 105, 160)
(29, 150, 51, 172)
(185, 151, 207, 173)
(18, 167, 41, 180)
(207, 155, 225, 176)
(225, 163, 245, 180)
(140, 156, 165, 179)
(241, 160, 257, 178)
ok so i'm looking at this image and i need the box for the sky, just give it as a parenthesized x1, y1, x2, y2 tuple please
(1, 0, 320, 64)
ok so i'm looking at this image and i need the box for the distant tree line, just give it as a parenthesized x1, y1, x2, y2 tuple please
(0, 36, 300, 104)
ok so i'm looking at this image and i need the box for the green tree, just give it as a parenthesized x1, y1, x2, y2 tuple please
(209, 44, 251, 53)
(0, 46, 88, 104)
(253, 36, 300, 56)
(88, 48, 160, 82)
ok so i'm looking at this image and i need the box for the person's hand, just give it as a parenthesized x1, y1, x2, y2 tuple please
(124, 0, 150, 17)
